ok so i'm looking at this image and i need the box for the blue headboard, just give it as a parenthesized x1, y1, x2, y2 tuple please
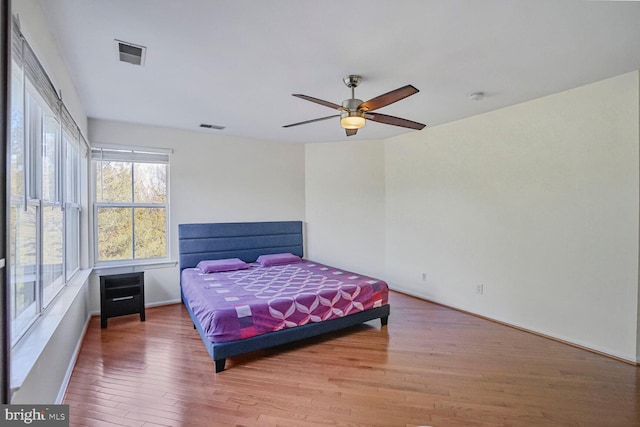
(178, 221, 303, 270)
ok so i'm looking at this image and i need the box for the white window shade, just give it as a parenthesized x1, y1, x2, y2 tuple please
(91, 146, 171, 164)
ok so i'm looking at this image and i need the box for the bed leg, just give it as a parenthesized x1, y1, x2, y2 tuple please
(215, 358, 226, 373)
(193, 323, 196, 329)
(381, 316, 389, 326)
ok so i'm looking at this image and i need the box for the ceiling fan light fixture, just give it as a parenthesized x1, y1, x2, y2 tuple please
(340, 98, 365, 129)
(284, 75, 426, 134)
(340, 113, 366, 129)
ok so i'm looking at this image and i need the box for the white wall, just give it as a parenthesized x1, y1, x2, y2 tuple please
(87, 119, 306, 311)
(305, 140, 386, 279)
(385, 71, 639, 361)
(305, 71, 640, 362)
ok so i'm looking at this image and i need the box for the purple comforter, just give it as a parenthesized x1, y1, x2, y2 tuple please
(181, 260, 389, 343)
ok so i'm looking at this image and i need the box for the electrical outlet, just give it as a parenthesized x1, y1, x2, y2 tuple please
(476, 283, 484, 295)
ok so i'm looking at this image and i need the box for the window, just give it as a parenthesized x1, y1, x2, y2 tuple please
(9, 21, 88, 344)
(65, 132, 81, 277)
(92, 147, 170, 264)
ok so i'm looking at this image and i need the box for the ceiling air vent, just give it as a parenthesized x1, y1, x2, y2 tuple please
(200, 123, 226, 130)
(116, 40, 146, 66)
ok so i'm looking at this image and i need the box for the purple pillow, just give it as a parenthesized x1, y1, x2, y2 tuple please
(256, 253, 302, 267)
(197, 258, 249, 273)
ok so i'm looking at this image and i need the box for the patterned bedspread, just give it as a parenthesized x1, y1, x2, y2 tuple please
(180, 260, 389, 343)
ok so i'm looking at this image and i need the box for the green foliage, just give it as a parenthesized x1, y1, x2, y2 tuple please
(97, 207, 132, 261)
(8, 204, 37, 318)
(96, 161, 167, 261)
(135, 208, 166, 258)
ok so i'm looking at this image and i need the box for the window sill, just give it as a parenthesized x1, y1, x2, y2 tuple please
(10, 268, 92, 394)
(92, 259, 177, 276)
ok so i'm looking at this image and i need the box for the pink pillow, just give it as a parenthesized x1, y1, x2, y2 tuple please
(255, 253, 302, 267)
(197, 258, 249, 273)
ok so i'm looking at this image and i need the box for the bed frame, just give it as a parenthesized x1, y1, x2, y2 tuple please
(178, 221, 390, 372)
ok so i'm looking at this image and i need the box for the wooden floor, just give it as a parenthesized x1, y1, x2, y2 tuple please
(64, 291, 639, 427)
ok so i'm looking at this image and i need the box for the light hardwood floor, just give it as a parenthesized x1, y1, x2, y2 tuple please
(64, 291, 639, 426)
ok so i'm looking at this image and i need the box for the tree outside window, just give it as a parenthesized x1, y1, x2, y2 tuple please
(93, 149, 169, 263)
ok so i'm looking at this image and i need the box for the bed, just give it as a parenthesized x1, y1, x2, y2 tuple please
(179, 221, 390, 372)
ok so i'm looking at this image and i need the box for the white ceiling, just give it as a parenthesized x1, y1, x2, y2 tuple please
(39, 0, 640, 144)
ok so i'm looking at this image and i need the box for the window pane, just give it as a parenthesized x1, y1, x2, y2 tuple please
(66, 206, 80, 277)
(65, 133, 79, 204)
(134, 207, 166, 258)
(10, 63, 24, 198)
(42, 204, 64, 307)
(27, 93, 41, 199)
(134, 163, 166, 203)
(96, 161, 132, 203)
(97, 207, 132, 261)
(42, 114, 60, 201)
(9, 203, 38, 341)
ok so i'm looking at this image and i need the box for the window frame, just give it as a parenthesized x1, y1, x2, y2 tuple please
(64, 130, 81, 280)
(9, 19, 89, 346)
(9, 74, 75, 343)
(91, 145, 171, 267)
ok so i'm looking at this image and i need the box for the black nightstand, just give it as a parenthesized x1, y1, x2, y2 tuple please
(100, 272, 145, 328)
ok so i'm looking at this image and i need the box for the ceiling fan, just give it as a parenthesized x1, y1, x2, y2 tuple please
(283, 75, 427, 137)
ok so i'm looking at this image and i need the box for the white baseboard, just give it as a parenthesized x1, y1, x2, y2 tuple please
(90, 298, 183, 317)
(146, 298, 181, 308)
(390, 285, 637, 365)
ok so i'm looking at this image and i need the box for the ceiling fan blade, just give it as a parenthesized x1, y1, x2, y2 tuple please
(359, 85, 419, 112)
(292, 94, 345, 111)
(346, 128, 357, 137)
(364, 112, 426, 130)
(283, 114, 340, 128)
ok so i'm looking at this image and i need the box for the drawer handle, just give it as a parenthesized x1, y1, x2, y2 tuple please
(112, 296, 134, 302)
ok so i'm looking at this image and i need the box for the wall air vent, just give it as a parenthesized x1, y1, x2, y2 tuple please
(200, 123, 226, 130)
(116, 40, 146, 66)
